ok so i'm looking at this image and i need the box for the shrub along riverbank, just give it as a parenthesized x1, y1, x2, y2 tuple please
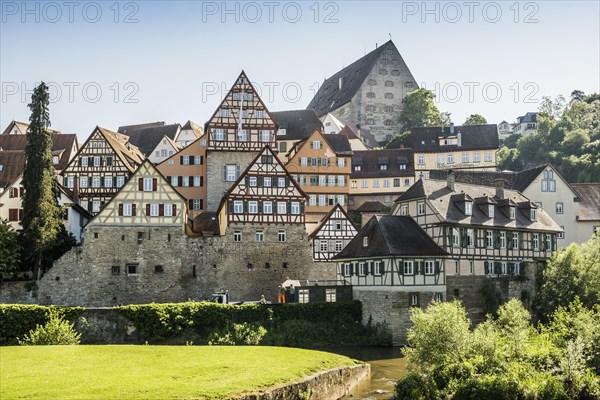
(1, 345, 360, 399)
(0, 301, 392, 347)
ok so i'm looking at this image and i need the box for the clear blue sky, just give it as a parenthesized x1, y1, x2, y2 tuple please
(1, 1, 599, 141)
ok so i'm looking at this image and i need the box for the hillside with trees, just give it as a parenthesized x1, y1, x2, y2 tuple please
(498, 91, 600, 182)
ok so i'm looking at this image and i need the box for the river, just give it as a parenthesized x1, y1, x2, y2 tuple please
(325, 347, 407, 400)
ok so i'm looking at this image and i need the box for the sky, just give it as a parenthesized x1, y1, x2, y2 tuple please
(1, 0, 599, 141)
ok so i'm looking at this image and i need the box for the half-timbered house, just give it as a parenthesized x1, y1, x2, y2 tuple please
(90, 159, 187, 230)
(217, 146, 306, 234)
(285, 130, 352, 226)
(61, 126, 145, 214)
(391, 173, 562, 279)
(156, 134, 208, 218)
(205, 71, 278, 211)
(271, 109, 322, 162)
(176, 120, 204, 148)
(309, 204, 358, 262)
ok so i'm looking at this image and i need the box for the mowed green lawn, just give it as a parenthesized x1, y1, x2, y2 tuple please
(0, 345, 358, 399)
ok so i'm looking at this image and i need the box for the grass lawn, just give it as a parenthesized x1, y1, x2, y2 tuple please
(0, 345, 358, 399)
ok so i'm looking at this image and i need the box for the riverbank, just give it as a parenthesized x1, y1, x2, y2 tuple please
(1, 345, 364, 399)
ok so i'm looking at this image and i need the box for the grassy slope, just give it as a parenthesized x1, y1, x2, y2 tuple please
(0, 345, 357, 399)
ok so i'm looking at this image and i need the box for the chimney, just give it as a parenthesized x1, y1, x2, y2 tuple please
(450, 123, 455, 134)
(338, 77, 343, 90)
(447, 170, 455, 191)
(495, 179, 505, 199)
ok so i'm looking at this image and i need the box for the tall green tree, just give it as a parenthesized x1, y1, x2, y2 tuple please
(21, 82, 63, 280)
(463, 114, 487, 125)
(0, 219, 21, 276)
(397, 89, 444, 131)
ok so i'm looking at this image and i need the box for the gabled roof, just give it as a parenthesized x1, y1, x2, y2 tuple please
(397, 179, 562, 232)
(0, 133, 78, 171)
(307, 40, 412, 117)
(351, 149, 414, 179)
(517, 112, 537, 124)
(428, 164, 576, 195)
(271, 110, 322, 141)
(179, 120, 204, 138)
(120, 123, 181, 157)
(333, 215, 447, 260)
(117, 121, 165, 134)
(571, 183, 600, 221)
(338, 122, 378, 149)
(407, 124, 499, 152)
(0, 151, 26, 189)
(1, 120, 62, 136)
(354, 201, 390, 213)
(309, 204, 358, 239)
(322, 134, 353, 155)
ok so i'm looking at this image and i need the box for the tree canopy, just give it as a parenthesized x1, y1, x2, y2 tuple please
(397, 89, 445, 131)
(0, 219, 21, 276)
(463, 114, 487, 125)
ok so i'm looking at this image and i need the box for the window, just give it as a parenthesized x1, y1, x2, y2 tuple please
(366, 105, 375, 112)
(123, 203, 133, 216)
(220, 109, 230, 117)
(410, 294, 419, 307)
(366, 92, 375, 98)
(92, 201, 101, 213)
(462, 153, 469, 163)
(509, 207, 516, 219)
(328, 175, 335, 186)
(532, 233, 539, 250)
(417, 155, 425, 165)
(249, 176, 257, 187)
(214, 128, 225, 141)
(417, 202, 426, 216)
(362, 180, 368, 188)
(467, 229, 475, 247)
(116, 176, 125, 187)
(465, 201, 473, 215)
(404, 178, 410, 187)
(447, 154, 454, 164)
(278, 230, 286, 242)
(425, 261, 435, 275)
(366, 118, 375, 125)
(255, 229, 264, 242)
(277, 202, 287, 214)
(233, 230, 242, 242)
(358, 262, 367, 276)
(182, 156, 190, 165)
(291, 202, 300, 215)
(555, 202, 564, 214)
(373, 180, 380, 188)
(325, 289, 336, 302)
(384, 93, 393, 99)
(182, 176, 190, 187)
(558, 227, 565, 239)
(512, 232, 519, 249)
(143, 177, 153, 191)
(383, 179, 390, 188)
(451, 227, 460, 247)
(374, 261, 383, 276)
(149, 203, 159, 216)
(500, 231, 506, 248)
(154, 265, 164, 274)
(93, 156, 101, 167)
(111, 266, 120, 275)
(81, 157, 88, 167)
(126, 264, 138, 276)
(248, 201, 258, 214)
(318, 195, 326, 206)
(194, 155, 202, 165)
(193, 176, 202, 187)
(298, 289, 309, 303)
(279, 142, 287, 153)
(337, 176, 345, 187)
(260, 130, 272, 142)
(343, 263, 352, 277)
(469, 261, 474, 275)
(484, 152, 492, 162)
(312, 140, 321, 149)
(363, 237, 369, 247)
(530, 209, 537, 221)
(473, 152, 480, 162)
(263, 177, 272, 187)
(237, 129, 248, 141)
(234, 201, 243, 213)
(379, 164, 388, 171)
(488, 205, 495, 218)
(378, 68, 387, 75)
(92, 177, 101, 188)
(319, 240, 328, 252)
(403, 261, 414, 275)
(400, 205, 408, 216)
(278, 177, 286, 187)
(545, 234, 552, 251)
(263, 201, 272, 214)
(225, 165, 238, 181)
(334, 240, 343, 252)
(53, 155, 59, 165)
(104, 176, 113, 188)
(486, 230, 493, 248)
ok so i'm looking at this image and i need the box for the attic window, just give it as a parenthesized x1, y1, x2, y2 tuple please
(0, 164, 3, 172)
(509, 207, 516, 219)
(488, 205, 495, 218)
(53, 156, 59, 165)
(363, 237, 369, 247)
(465, 201, 473, 216)
(530, 209, 537, 221)
(277, 128, 286, 135)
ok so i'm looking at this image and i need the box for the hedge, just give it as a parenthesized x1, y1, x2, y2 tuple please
(0, 304, 85, 345)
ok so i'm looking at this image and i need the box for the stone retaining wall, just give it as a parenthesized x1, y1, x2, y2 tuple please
(239, 364, 370, 400)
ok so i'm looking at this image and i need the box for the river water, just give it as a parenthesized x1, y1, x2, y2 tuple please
(325, 347, 407, 400)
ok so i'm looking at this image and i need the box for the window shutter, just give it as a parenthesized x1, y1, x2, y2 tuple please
(200, 156, 204, 165)
(223, 165, 227, 181)
(435, 261, 440, 274)
(494, 231, 500, 248)
(228, 200, 234, 213)
(200, 176, 204, 187)
(518, 232, 523, 249)
(172, 204, 177, 215)
(178, 177, 183, 187)
(285, 177, 290, 187)
(484, 261, 489, 275)
(146, 204, 151, 215)
(63, 176, 68, 186)
(235, 165, 240, 178)
(159, 204, 164, 216)
(243, 201, 248, 213)
(245, 176, 250, 186)
(180, 156, 184, 164)
(118, 203, 123, 216)
(167, 176, 171, 184)
(132, 204, 137, 216)
(199, 200, 203, 210)
(258, 176, 264, 186)
(299, 202, 305, 214)
(78, 158, 82, 166)
(400, 262, 405, 276)
(138, 178, 143, 191)
(494, 262, 501, 275)
(520, 262, 525, 276)
(189, 156, 194, 165)
(152, 178, 157, 191)
(370, 261, 375, 275)
(189, 199, 194, 210)
(352, 262, 357, 275)
(508, 263, 514, 275)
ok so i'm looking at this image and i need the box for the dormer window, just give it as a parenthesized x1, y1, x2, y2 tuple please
(488, 205, 494, 218)
(530, 209, 537, 221)
(53, 156, 59, 165)
(379, 164, 388, 171)
(363, 237, 369, 247)
(465, 201, 473, 216)
(509, 207, 516, 219)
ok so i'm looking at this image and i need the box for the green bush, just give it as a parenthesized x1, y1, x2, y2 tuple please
(394, 372, 438, 400)
(208, 322, 267, 346)
(0, 304, 84, 345)
(18, 309, 81, 345)
(452, 375, 520, 400)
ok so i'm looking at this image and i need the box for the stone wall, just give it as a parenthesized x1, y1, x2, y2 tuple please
(36, 223, 334, 307)
(205, 151, 258, 211)
(239, 364, 370, 400)
(0, 281, 38, 304)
